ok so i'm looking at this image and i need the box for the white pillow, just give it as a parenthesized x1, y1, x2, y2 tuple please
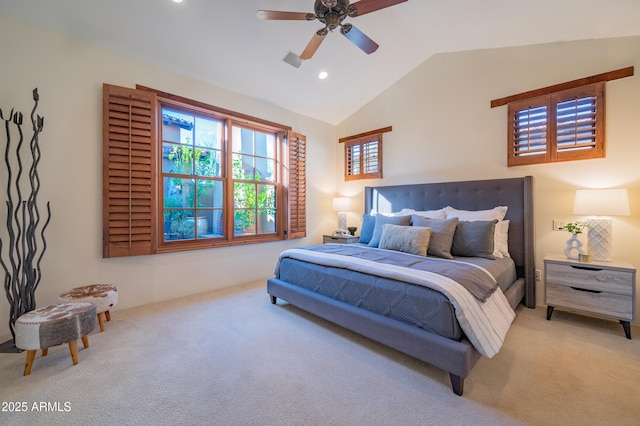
(400, 208, 446, 219)
(370, 210, 406, 217)
(445, 206, 508, 258)
(445, 206, 508, 222)
(497, 220, 510, 258)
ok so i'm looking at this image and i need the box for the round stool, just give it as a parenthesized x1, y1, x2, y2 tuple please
(58, 284, 118, 332)
(15, 302, 97, 376)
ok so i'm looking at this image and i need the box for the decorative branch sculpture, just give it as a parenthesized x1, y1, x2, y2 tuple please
(0, 89, 51, 344)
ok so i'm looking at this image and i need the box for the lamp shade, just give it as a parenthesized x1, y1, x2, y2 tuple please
(332, 197, 351, 212)
(573, 189, 630, 216)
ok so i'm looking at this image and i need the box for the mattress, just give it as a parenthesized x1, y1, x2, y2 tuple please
(277, 253, 517, 341)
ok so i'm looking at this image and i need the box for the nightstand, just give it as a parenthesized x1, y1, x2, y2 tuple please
(323, 234, 359, 244)
(544, 254, 636, 339)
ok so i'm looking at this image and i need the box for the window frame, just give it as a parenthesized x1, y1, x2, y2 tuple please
(507, 83, 605, 167)
(103, 83, 306, 258)
(339, 126, 391, 181)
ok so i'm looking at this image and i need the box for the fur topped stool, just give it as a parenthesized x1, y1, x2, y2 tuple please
(58, 284, 118, 332)
(15, 302, 97, 376)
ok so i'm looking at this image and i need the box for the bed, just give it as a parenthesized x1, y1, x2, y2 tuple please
(267, 176, 535, 396)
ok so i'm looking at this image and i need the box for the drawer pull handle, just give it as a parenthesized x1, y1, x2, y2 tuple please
(571, 286, 602, 294)
(570, 265, 603, 272)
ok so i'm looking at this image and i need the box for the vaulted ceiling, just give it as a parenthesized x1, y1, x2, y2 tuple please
(2, 0, 639, 125)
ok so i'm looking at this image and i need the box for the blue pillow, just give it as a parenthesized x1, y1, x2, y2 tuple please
(359, 214, 376, 244)
(368, 215, 411, 248)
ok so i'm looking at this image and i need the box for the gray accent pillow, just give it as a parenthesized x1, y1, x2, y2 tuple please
(367, 215, 412, 248)
(412, 216, 459, 259)
(451, 220, 498, 259)
(378, 224, 432, 257)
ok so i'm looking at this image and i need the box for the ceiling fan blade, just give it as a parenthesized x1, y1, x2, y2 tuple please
(341, 24, 379, 54)
(256, 10, 314, 21)
(300, 32, 326, 60)
(348, 0, 408, 17)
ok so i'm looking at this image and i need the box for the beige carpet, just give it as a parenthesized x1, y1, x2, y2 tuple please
(0, 280, 639, 426)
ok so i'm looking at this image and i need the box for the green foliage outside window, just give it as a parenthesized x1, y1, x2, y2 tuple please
(233, 158, 276, 234)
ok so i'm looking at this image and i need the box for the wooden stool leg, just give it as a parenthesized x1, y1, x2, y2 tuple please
(105, 310, 111, 321)
(42, 348, 49, 357)
(24, 350, 37, 376)
(97, 312, 106, 332)
(81, 335, 90, 349)
(68, 340, 79, 365)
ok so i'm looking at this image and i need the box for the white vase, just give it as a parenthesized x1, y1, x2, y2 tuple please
(564, 233, 584, 260)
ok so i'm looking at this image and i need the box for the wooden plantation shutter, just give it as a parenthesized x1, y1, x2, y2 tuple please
(508, 96, 550, 166)
(553, 83, 605, 161)
(362, 138, 380, 174)
(344, 135, 381, 180)
(285, 131, 306, 239)
(340, 126, 390, 181)
(492, 69, 632, 167)
(507, 83, 605, 166)
(103, 83, 157, 257)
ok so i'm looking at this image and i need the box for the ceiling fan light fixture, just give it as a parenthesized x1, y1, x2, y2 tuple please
(258, 0, 407, 61)
(321, 0, 339, 7)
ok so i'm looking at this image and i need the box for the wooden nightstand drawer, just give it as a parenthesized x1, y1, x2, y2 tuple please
(546, 262, 633, 296)
(323, 235, 359, 244)
(546, 283, 633, 321)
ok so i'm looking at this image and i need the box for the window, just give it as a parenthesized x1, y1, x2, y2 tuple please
(507, 83, 605, 166)
(103, 84, 306, 257)
(492, 67, 635, 167)
(230, 125, 277, 237)
(339, 126, 391, 181)
(161, 107, 224, 241)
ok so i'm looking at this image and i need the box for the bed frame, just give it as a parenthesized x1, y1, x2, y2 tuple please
(267, 176, 535, 396)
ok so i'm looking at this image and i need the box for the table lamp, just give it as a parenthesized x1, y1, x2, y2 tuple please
(332, 197, 352, 234)
(573, 188, 630, 261)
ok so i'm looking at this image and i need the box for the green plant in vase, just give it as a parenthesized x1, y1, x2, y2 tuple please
(559, 221, 588, 259)
(559, 221, 588, 234)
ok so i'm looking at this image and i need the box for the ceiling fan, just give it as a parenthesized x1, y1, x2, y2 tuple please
(257, 0, 408, 63)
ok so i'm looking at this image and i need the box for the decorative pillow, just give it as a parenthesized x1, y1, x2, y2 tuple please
(369, 210, 405, 217)
(379, 224, 432, 257)
(497, 220, 510, 258)
(411, 216, 459, 259)
(399, 208, 446, 219)
(359, 214, 376, 244)
(451, 220, 498, 259)
(367, 214, 412, 248)
(445, 206, 508, 222)
(445, 206, 508, 258)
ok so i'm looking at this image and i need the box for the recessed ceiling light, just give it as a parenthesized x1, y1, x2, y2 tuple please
(318, 71, 328, 80)
(172, 0, 183, 3)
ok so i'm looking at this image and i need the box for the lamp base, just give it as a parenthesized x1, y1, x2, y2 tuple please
(587, 218, 613, 261)
(337, 212, 347, 232)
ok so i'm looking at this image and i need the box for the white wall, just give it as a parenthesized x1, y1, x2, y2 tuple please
(0, 14, 337, 338)
(337, 36, 640, 307)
